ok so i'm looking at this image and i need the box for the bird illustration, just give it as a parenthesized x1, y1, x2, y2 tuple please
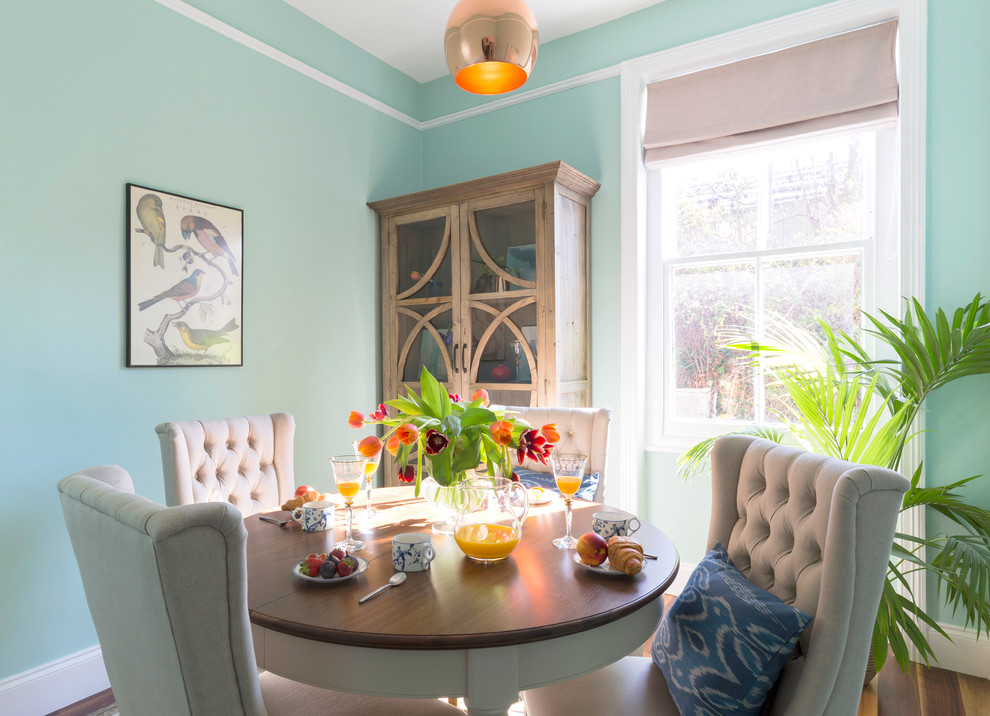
(174, 318, 238, 352)
(136, 194, 167, 269)
(138, 269, 204, 311)
(180, 215, 238, 276)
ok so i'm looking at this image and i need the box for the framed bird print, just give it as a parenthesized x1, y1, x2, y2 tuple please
(126, 184, 243, 367)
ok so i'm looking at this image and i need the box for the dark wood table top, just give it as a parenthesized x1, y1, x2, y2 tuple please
(246, 487, 679, 651)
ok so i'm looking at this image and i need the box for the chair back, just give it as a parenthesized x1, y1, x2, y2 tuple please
(58, 468, 265, 716)
(502, 406, 611, 501)
(155, 412, 295, 515)
(709, 435, 908, 715)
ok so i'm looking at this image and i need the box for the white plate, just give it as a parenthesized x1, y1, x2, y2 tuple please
(293, 556, 369, 584)
(572, 552, 631, 576)
(527, 487, 558, 505)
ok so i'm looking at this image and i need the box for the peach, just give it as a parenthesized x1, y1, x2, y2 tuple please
(576, 532, 608, 566)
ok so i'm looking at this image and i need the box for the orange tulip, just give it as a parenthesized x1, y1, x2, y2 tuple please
(490, 420, 513, 446)
(357, 435, 383, 457)
(386, 434, 401, 455)
(540, 424, 561, 443)
(348, 411, 366, 429)
(472, 388, 490, 406)
(396, 423, 419, 445)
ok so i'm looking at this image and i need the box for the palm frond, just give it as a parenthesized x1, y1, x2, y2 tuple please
(930, 534, 990, 635)
(678, 426, 786, 481)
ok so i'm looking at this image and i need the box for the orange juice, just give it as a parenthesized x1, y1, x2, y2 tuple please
(454, 523, 520, 561)
(364, 460, 378, 475)
(555, 475, 582, 495)
(337, 481, 361, 498)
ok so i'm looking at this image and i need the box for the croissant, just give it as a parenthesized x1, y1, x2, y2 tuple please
(607, 536, 644, 576)
(280, 490, 318, 511)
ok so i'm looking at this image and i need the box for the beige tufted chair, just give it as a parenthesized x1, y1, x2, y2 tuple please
(58, 467, 463, 716)
(155, 413, 295, 516)
(523, 435, 909, 716)
(502, 405, 611, 501)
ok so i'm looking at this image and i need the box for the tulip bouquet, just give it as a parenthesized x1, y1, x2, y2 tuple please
(349, 366, 560, 495)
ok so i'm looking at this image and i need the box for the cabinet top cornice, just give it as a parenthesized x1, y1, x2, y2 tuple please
(368, 161, 600, 216)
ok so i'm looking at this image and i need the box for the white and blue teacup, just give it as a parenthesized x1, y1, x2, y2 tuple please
(292, 500, 334, 532)
(392, 532, 437, 572)
(592, 511, 641, 540)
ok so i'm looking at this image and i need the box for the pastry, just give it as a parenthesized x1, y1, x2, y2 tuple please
(607, 536, 645, 576)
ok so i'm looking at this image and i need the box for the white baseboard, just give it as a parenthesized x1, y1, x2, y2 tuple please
(927, 623, 990, 680)
(0, 646, 109, 716)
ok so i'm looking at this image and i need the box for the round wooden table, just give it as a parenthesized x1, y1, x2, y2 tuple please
(246, 487, 679, 716)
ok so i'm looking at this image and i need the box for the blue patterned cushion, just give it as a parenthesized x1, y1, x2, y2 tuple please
(514, 468, 599, 500)
(652, 543, 812, 715)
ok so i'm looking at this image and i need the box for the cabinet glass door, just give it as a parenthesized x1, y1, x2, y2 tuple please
(464, 195, 539, 406)
(392, 212, 457, 393)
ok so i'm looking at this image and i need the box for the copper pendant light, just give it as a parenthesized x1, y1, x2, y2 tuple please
(444, 0, 539, 95)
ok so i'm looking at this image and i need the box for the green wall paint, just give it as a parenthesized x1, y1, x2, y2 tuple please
(4, 0, 989, 691)
(0, 0, 421, 681)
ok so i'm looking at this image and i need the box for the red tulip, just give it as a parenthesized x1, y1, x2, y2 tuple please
(472, 388, 490, 406)
(348, 411, 366, 429)
(370, 403, 388, 421)
(357, 435, 382, 457)
(398, 465, 416, 483)
(517, 428, 552, 465)
(396, 423, 419, 445)
(424, 429, 449, 455)
(448, 392, 462, 403)
(490, 420, 513, 446)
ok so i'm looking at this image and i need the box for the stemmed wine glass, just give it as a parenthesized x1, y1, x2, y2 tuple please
(550, 453, 588, 549)
(330, 454, 368, 551)
(353, 440, 382, 522)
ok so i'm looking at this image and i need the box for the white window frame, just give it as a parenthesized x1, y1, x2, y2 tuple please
(616, 0, 926, 618)
(648, 127, 900, 444)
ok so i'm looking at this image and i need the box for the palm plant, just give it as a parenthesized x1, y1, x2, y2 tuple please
(679, 294, 990, 673)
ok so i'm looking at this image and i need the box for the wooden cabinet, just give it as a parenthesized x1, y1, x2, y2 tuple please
(369, 162, 600, 465)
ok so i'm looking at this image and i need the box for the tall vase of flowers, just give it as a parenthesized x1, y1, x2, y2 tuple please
(349, 366, 560, 532)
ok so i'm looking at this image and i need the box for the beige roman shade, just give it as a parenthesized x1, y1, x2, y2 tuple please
(644, 20, 899, 166)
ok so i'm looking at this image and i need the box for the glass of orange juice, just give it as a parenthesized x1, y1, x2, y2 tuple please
(353, 440, 382, 522)
(331, 454, 368, 551)
(550, 453, 588, 549)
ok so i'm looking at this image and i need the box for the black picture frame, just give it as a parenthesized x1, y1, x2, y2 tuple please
(126, 183, 243, 367)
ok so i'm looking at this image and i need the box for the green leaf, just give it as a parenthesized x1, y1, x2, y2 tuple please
(451, 435, 482, 473)
(459, 407, 498, 428)
(386, 398, 423, 416)
(418, 366, 445, 418)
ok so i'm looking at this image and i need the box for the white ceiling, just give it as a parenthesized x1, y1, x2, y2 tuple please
(283, 0, 664, 84)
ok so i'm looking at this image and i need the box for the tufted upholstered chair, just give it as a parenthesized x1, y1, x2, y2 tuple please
(57, 467, 463, 716)
(501, 405, 611, 501)
(155, 413, 295, 516)
(523, 435, 909, 716)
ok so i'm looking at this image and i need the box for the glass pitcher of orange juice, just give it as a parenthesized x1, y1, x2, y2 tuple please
(453, 476, 530, 562)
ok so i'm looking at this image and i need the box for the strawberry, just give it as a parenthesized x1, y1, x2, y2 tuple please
(336, 556, 357, 577)
(301, 555, 325, 577)
(330, 548, 346, 562)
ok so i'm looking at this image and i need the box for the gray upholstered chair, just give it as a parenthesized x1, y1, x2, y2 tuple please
(523, 435, 909, 716)
(57, 466, 462, 716)
(502, 405, 611, 501)
(155, 412, 295, 516)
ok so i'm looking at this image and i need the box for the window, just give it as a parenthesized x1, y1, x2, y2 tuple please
(647, 126, 900, 444)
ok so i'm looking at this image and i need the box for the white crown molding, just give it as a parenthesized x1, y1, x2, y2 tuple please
(0, 646, 108, 716)
(152, 0, 422, 129)
(154, 0, 620, 132)
(419, 65, 621, 130)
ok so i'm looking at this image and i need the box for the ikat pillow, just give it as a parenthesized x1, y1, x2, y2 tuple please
(652, 543, 812, 715)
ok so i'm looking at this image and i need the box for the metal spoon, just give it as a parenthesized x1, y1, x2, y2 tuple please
(358, 572, 406, 604)
(258, 515, 290, 527)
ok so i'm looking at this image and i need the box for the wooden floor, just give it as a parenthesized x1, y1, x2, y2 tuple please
(47, 660, 990, 716)
(49, 595, 990, 716)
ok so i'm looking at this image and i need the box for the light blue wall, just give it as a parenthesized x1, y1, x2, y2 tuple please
(423, 0, 990, 629)
(4, 0, 989, 690)
(0, 0, 421, 681)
